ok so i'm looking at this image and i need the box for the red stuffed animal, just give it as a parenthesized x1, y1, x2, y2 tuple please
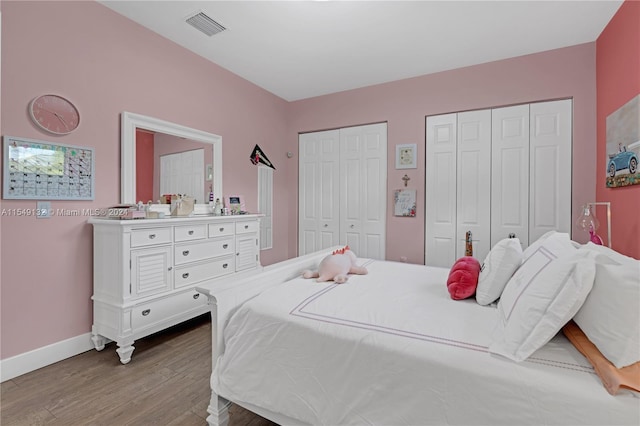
(446, 256, 481, 300)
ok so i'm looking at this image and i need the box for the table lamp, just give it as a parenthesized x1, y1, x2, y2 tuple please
(576, 202, 611, 247)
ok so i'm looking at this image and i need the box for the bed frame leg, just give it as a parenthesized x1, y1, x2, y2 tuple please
(201, 292, 231, 426)
(206, 395, 230, 426)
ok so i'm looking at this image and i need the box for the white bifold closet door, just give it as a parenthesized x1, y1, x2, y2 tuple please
(425, 113, 458, 268)
(528, 100, 573, 243)
(491, 100, 573, 246)
(159, 148, 205, 203)
(491, 104, 531, 247)
(298, 129, 341, 256)
(425, 99, 572, 267)
(457, 110, 492, 262)
(425, 111, 491, 267)
(299, 123, 387, 259)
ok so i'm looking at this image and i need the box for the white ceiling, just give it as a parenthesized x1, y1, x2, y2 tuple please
(99, 1, 623, 101)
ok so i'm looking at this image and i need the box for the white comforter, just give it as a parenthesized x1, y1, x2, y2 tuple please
(213, 259, 640, 425)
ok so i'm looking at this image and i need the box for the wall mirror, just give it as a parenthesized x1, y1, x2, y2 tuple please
(121, 112, 222, 208)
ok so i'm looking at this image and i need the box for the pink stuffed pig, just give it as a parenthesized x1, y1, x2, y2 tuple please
(302, 246, 368, 284)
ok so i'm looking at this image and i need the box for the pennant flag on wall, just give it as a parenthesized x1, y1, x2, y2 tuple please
(250, 144, 276, 170)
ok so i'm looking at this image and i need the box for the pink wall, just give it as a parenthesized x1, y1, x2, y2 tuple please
(286, 44, 598, 263)
(596, 0, 640, 259)
(135, 130, 154, 203)
(1, 1, 289, 359)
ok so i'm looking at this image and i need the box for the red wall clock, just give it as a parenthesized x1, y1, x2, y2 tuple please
(29, 94, 80, 135)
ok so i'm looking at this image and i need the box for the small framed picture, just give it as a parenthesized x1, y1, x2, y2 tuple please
(224, 195, 244, 214)
(396, 143, 417, 169)
(394, 189, 417, 217)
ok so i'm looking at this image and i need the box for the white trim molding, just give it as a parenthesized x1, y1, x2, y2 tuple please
(1, 333, 93, 382)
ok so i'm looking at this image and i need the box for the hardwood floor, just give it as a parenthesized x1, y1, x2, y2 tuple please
(0, 315, 277, 426)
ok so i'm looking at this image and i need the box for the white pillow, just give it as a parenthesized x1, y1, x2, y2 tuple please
(489, 249, 596, 362)
(573, 243, 640, 368)
(522, 230, 565, 261)
(476, 238, 523, 305)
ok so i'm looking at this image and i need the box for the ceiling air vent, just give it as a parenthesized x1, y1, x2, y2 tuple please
(186, 11, 226, 36)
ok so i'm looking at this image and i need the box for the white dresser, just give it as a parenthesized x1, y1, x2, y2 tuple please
(88, 215, 261, 364)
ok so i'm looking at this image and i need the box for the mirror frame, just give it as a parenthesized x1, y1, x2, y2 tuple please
(121, 111, 222, 205)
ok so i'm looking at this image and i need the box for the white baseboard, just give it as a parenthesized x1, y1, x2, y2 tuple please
(1, 333, 94, 382)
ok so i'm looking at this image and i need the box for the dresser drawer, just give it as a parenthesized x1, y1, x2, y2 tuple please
(131, 290, 208, 331)
(174, 224, 207, 242)
(131, 228, 172, 248)
(208, 222, 234, 238)
(174, 238, 235, 265)
(174, 256, 235, 288)
(235, 220, 259, 234)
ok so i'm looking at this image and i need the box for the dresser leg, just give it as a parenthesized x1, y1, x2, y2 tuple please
(91, 333, 106, 351)
(116, 342, 135, 364)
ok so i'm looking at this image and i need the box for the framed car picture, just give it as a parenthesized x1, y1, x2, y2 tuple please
(606, 94, 640, 188)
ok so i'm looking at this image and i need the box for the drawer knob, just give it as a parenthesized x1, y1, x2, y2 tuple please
(149, 234, 156, 239)
(182, 272, 189, 279)
(168, 266, 173, 271)
(223, 263, 228, 268)
(188, 230, 194, 235)
(182, 250, 190, 256)
(142, 309, 151, 316)
(223, 244, 228, 249)
(219, 227, 224, 232)
(193, 293, 200, 300)
(244, 225, 249, 229)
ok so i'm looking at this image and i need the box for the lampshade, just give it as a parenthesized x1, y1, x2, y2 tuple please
(576, 204, 599, 232)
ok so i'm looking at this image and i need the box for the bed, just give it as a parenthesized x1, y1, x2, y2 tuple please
(196, 245, 640, 426)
